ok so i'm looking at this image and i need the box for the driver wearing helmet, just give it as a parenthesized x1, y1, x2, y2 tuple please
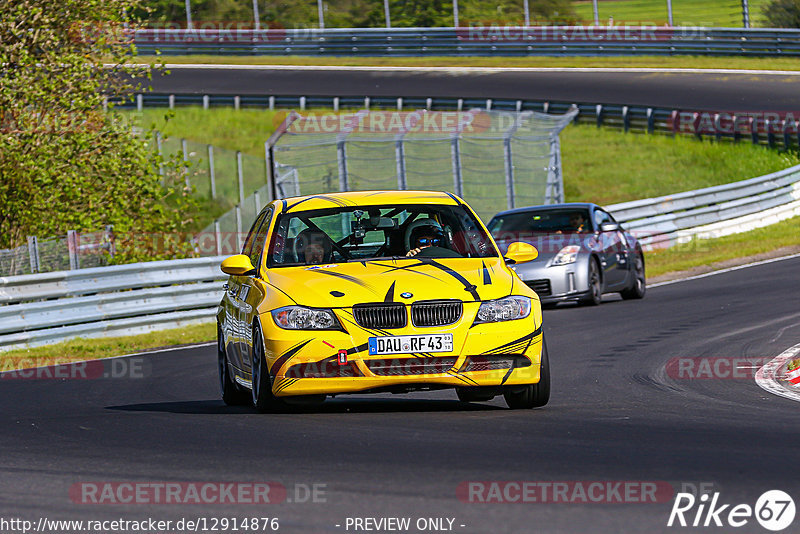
(405, 218, 447, 257)
(295, 228, 331, 264)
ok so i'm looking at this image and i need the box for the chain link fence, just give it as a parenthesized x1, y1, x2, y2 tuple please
(0, 228, 115, 277)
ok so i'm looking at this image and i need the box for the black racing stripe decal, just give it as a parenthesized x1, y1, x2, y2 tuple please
(281, 199, 287, 212)
(275, 378, 299, 393)
(313, 269, 373, 289)
(449, 370, 480, 386)
(480, 326, 542, 355)
(270, 339, 312, 376)
(500, 363, 516, 385)
(285, 194, 352, 212)
(417, 258, 480, 301)
(443, 191, 463, 206)
(368, 261, 444, 282)
(384, 281, 396, 303)
(482, 261, 492, 285)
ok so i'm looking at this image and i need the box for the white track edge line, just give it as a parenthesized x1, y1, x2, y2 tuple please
(0, 342, 215, 375)
(755, 342, 800, 403)
(649, 252, 800, 289)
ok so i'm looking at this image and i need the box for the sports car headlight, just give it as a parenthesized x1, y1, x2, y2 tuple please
(271, 306, 340, 330)
(552, 245, 580, 266)
(475, 296, 531, 323)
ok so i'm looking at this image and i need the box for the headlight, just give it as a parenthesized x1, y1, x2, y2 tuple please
(475, 296, 531, 323)
(552, 245, 580, 266)
(271, 306, 340, 330)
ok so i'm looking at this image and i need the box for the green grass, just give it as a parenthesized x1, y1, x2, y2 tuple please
(572, 0, 770, 27)
(645, 215, 800, 277)
(0, 322, 216, 369)
(136, 54, 800, 71)
(561, 125, 800, 205)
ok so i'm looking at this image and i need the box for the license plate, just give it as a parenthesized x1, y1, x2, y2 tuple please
(368, 334, 454, 355)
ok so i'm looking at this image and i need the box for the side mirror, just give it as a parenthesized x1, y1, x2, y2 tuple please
(221, 254, 257, 276)
(600, 222, 620, 232)
(504, 242, 538, 265)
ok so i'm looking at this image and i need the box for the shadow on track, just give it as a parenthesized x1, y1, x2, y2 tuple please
(106, 398, 505, 414)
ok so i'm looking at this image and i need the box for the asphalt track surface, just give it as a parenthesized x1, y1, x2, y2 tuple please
(143, 66, 800, 111)
(3, 257, 800, 533)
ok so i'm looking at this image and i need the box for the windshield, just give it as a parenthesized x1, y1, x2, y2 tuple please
(267, 204, 497, 267)
(488, 208, 593, 239)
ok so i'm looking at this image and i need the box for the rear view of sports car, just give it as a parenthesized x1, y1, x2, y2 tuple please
(487, 203, 646, 305)
(217, 191, 549, 411)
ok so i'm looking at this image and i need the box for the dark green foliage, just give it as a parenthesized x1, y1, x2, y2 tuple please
(762, 0, 800, 27)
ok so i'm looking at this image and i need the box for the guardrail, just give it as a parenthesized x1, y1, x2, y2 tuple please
(0, 257, 226, 350)
(607, 164, 800, 247)
(132, 26, 800, 57)
(119, 93, 800, 151)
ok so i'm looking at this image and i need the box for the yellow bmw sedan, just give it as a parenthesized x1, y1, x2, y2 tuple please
(217, 190, 548, 411)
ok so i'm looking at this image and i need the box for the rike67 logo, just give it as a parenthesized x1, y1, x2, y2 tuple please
(668, 490, 795, 531)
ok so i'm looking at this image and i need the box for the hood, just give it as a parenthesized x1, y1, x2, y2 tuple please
(263, 257, 513, 308)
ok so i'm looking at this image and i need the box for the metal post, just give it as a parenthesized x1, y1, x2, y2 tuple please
(67, 230, 79, 270)
(181, 139, 190, 189)
(203, 95, 209, 109)
(546, 134, 564, 204)
(214, 220, 222, 255)
(503, 138, 515, 211)
(234, 96, 240, 110)
(384, 0, 391, 28)
(27, 236, 40, 273)
(453, 0, 459, 27)
(592, 0, 599, 25)
(169, 94, 175, 109)
(254, 190, 262, 212)
(666, 0, 674, 26)
(596, 104, 604, 128)
(237, 151, 246, 206)
(235, 205, 243, 252)
(252, 0, 260, 30)
(155, 131, 164, 179)
(105, 225, 116, 259)
(451, 137, 463, 198)
(136, 94, 143, 111)
(317, 0, 325, 29)
(395, 139, 407, 190)
(185, 0, 192, 29)
(646, 107, 654, 134)
(265, 141, 276, 203)
(523, 0, 530, 26)
(742, 0, 750, 28)
(207, 145, 216, 199)
(622, 106, 630, 133)
(337, 141, 349, 191)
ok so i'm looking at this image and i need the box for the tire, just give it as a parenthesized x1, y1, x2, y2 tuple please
(251, 323, 284, 413)
(456, 386, 498, 403)
(218, 326, 250, 406)
(620, 251, 646, 300)
(503, 338, 550, 409)
(579, 258, 602, 306)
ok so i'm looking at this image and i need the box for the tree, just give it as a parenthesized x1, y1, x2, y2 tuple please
(0, 0, 194, 261)
(762, 0, 800, 28)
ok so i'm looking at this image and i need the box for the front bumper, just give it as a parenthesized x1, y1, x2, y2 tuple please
(262, 302, 544, 397)
(513, 261, 590, 303)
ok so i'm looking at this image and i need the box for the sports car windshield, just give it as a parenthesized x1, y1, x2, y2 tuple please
(268, 204, 497, 267)
(488, 209, 593, 238)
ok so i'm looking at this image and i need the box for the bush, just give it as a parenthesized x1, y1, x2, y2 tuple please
(0, 0, 196, 261)
(762, 0, 800, 28)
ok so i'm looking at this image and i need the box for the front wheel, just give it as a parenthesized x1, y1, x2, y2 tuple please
(503, 338, 550, 409)
(620, 252, 646, 300)
(251, 323, 284, 413)
(219, 326, 250, 406)
(579, 258, 602, 306)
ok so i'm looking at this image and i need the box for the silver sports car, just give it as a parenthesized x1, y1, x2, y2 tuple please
(487, 203, 645, 305)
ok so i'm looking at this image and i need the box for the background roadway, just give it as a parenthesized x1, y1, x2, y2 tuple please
(142, 66, 800, 111)
(2, 257, 800, 533)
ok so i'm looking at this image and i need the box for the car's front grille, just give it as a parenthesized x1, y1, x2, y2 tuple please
(526, 279, 552, 296)
(365, 357, 458, 376)
(411, 300, 463, 327)
(353, 303, 407, 329)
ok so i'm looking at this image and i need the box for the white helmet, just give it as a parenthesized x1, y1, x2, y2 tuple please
(404, 218, 445, 251)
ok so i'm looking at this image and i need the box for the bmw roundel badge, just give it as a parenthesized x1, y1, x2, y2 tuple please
(400, 292, 413, 299)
